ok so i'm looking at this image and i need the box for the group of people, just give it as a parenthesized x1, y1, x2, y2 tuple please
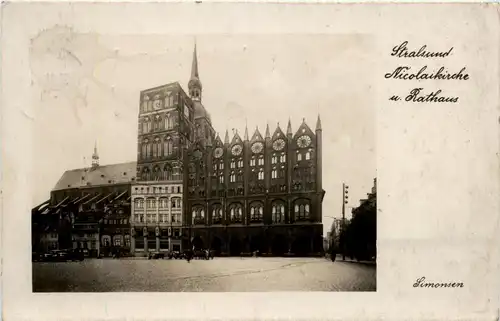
(185, 248, 214, 262)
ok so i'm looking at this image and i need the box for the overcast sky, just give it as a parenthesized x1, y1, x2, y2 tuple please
(30, 28, 376, 234)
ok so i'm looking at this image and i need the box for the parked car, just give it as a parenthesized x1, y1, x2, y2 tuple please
(46, 249, 84, 262)
(148, 252, 165, 260)
(168, 251, 182, 259)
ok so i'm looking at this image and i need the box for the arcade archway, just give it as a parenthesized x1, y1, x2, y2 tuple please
(271, 234, 287, 256)
(210, 236, 222, 255)
(229, 238, 242, 256)
(192, 236, 204, 250)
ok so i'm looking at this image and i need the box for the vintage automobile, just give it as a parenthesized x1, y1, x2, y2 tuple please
(46, 249, 85, 262)
(167, 251, 183, 259)
(148, 251, 165, 260)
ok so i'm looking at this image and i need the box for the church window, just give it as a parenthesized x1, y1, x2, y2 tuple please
(272, 169, 277, 179)
(238, 160, 243, 168)
(164, 167, 172, 180)
(305, 152, 311, 160)
(220, 162, 224, 170)
(250, 203, 264, 222)
(146, 143, 151, 157)
(171, 197, 181, 208)
(213, 164, 217, 171)
(280, 153, 286, 163)
(258, 168, 264, 180)
(272, 154, 278, 164)
(272, 204, 285, 223)
(164, 137, 173, 156)
(258, 155, 264, 166)
(297, 153, 302, 161)
(230, 161, 235, 169)
(153, 139, 158, 157)
(230, 172, 236, 183)
(219, 175, 224, 184)
(237, 171, 243, 182)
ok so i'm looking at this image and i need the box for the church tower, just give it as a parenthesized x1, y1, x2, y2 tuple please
(188, 43, 202, 102)
(91, 141, 99, 168)
(188, 43, 215, 147)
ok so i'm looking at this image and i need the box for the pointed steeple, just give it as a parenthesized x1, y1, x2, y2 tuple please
(188, 41, 202, 101)
(265, 123, 270, 138)
(244, 126, 249, 141)
(224, 129, 229, 144)
(191, 42, 199, 79)
(287, 118, 293, 135)
(91, 140, 99, 168)
(316, 114, 322, 131)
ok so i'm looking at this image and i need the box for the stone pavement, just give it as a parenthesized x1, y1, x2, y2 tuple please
(33, 257, 376, 292)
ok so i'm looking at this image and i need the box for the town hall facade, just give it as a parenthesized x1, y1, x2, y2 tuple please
(32, 44, 326, 257)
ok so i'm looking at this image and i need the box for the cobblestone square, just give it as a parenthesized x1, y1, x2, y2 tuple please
(32, 257, 376, 292)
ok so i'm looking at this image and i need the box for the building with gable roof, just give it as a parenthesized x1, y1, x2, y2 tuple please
(32, 43, 325, 257)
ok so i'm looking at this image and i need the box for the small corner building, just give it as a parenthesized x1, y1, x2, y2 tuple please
(32, 44, 326, 257)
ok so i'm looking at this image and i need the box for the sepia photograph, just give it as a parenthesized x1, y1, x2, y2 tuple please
(29, 32, 376, 292)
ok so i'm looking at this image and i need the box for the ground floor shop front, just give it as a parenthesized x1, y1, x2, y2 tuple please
(182, 223, 324, 257)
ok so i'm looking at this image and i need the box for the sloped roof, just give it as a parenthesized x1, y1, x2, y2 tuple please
(52, 161, 137, 191)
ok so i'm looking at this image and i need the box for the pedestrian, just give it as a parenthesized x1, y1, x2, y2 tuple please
(331, 248, 336, 262)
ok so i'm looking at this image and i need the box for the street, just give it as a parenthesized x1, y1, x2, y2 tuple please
(32, 257, 376, 292)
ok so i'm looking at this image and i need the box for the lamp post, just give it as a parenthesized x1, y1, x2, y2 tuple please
(341, 183, 349, 261)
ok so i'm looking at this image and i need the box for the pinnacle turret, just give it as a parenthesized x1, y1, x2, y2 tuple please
(316, 114, 322, 131)
(287, 119, 292, 135)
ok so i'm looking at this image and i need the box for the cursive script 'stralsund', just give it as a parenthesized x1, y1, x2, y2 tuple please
(413, 276, 464, 288)
(392, 41, 453, 58)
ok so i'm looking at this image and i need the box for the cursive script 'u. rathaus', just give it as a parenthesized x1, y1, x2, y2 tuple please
(392, 41, 453, 58)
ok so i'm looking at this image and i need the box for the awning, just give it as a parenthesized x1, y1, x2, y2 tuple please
(113, 190, 128, 202)
(33, 199, 50, 212)
(96, 192, 115, 205)
(83, 194, 102, 206)
(53, 196, 69, 209)
(73, 193, 91, 205)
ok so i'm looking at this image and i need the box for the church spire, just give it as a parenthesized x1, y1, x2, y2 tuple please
(188, 41, 202, 101)
(191, 42, 199, 79)
(287, 118, 292, 135)
(244, 121, 249, 141)
(265, 123, 270, 139)
(316, 114, 322, 131)
(92, 140, 99, 168)
(224, 129, 229, 145)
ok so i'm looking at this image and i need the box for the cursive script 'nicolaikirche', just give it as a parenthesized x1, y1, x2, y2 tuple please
(392, 41, 453, 58)
(385, 66, 469, 81)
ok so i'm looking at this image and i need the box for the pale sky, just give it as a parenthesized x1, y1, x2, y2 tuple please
(30, 28, 376, 235)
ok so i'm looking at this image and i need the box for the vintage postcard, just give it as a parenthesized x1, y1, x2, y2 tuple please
(1, 2, 499, 321)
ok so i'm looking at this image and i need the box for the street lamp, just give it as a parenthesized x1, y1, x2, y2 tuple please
(341, 183, 349, 260)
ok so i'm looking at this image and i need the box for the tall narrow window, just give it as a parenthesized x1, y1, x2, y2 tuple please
(297, 153, 302, 161)
(280, 153, 286, 163)
(305, 152, 311, 160)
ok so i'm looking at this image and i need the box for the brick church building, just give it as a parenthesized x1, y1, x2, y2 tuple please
(32, 44, 326, 257)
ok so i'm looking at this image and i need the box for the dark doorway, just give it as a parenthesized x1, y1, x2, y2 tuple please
(250, 235, 265, 254)
(291, 235, 310, 256)
(192, 236, 204, 250)
(271, 234, 287, 256)
(210, 236, 222, 255)
(229, 238, 242, 256)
